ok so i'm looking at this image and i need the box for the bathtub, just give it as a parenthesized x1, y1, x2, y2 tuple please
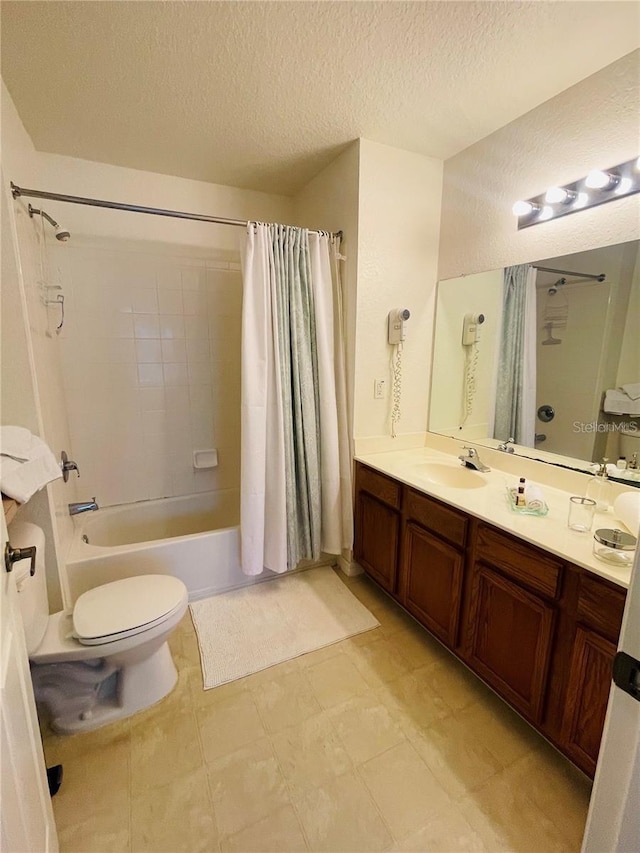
(63, 489, 336, 604)
(64, 490, 246, 603)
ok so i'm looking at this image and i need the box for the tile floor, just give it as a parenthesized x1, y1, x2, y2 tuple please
(42, 570, 592, 852)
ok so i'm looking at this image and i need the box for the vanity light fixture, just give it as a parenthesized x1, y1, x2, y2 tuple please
(512, 156, 639, 229)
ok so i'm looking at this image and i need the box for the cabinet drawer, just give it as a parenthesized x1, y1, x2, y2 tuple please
(577, 573, 626, 642)
(356, 464, 401, 510)
(404, 488, 468, 548)
(476, 524, 562, 599)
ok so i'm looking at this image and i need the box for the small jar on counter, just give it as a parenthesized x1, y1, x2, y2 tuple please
(592, 528, 637, 567)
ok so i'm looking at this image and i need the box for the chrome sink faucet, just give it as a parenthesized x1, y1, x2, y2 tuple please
(497, 437, 516, 453)
(68, 498, 99, 516)
(458, 446, 491, 473)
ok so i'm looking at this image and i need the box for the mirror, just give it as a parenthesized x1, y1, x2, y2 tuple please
(429, 240, 640, 484)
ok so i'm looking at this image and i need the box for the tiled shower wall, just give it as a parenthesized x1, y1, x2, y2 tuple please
(57, 240, 242, 506)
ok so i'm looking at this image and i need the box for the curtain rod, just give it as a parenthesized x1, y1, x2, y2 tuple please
(533, 265, 605, 282)
(10, 182, 342, 240)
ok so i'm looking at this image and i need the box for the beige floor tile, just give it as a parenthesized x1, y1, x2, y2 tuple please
(359, 740, 451, 841)
(371, 604, 418, 638)
(461, 768, 571, 852)
(455, 692, 543, 770)
(504, 748, 591, 848)
(376, 670, 453, 736)
(291, 769, 393, 852)
(207, 737, 291, 837)
(342, 636, 413, 687)
(391, 799, 485, 852)
(50, 731, 130, 830)
(409, 713, 503, 801)
(251, 669, 321, 734)
(345, 626, 386, 647)
(386, 625, 450, 670)
(58, 805, 131, 853)
(271, 710, 353, 797)
(188, 666, 248, 709)
(305, 652, 370, 709)
(296, 642, 345, 669)
(329, 693, 405, 765)
(242, 658, 301, 688)
(418, 659, 491, 712)
(221, 804, 308, 852)
(197, 690, 266, 763)
(131, 765, 218, 852)
(131, 708, 203, 795)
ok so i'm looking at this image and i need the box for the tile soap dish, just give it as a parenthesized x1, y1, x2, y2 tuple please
(505, 486, 549, 516)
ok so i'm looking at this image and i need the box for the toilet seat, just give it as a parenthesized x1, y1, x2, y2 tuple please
(73, 575, 188, 646)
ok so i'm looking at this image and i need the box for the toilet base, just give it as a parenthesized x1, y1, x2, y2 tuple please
(34, 641, 178, 734)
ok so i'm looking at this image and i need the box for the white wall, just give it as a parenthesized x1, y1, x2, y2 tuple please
(1, 81, 70, 609)
(355, 140, 443, 442)
(616, 244, 640, 387)
(429, 269, 503, 438)
(439, 50, 640, 280)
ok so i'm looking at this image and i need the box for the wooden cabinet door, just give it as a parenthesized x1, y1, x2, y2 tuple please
(354, 491, 400, 594)
(467, 563, 556, 722)
(403, 522, 464, 648)
(560, 627, 616, 777)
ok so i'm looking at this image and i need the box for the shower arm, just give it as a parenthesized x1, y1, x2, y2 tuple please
(28, 204, 60, 229)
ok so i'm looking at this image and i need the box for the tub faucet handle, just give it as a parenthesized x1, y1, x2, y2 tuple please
(61, 450, 80, 482)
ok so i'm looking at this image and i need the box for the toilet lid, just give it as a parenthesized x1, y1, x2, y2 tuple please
(73, 575, 187, 645)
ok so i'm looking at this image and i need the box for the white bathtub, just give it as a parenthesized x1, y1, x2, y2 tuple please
(64, 490, 250, 603)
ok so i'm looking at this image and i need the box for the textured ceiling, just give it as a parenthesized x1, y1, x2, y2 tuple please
(2, 1, 639, 195)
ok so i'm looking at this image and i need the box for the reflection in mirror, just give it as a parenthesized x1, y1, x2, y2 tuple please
(430, 240, 640, 484)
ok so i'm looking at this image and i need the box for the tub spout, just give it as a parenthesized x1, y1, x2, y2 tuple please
(69, 498, 99, 516)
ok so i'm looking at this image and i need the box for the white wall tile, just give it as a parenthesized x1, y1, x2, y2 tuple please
(60, 245, 241, 506)
(136, 339, 162, 363)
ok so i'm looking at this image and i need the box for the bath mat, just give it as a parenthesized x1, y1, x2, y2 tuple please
(189, 567, 379, 689)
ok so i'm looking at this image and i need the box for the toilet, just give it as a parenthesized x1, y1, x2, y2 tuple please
(11, 521, 188, 734)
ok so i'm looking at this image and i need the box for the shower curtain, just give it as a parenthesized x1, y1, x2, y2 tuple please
(240, 223, 352, 576)
(493, 264, 537, 447)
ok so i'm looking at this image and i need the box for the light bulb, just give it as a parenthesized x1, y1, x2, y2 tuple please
(614, 177, 633, 195)
(585, 170, 618, 190)
(545, 186, 572, 204)
(512, 200, 538, 216)
(538, 205, 554, 221)
(573, 192, 589, 209)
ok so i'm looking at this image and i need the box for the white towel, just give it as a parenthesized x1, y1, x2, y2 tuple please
(620, 383, 640, 401)
(603, 390, 640, 416)
(0, 426, 62, 503)
(524, 484, 547, 512)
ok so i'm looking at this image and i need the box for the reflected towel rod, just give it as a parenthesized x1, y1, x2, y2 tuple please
(10, 182, 343, 241)
(533, 265, 605, 282)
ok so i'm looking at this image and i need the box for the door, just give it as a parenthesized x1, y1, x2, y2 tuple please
(582, 547, 640, 852)
(355, 491, 400, 594)
(1, 512, 58, 853)
(403, 522, 464, 648)
(467, 563, 556, 722)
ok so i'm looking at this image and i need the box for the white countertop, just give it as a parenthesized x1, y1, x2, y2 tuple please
(355, 445, 636, 590)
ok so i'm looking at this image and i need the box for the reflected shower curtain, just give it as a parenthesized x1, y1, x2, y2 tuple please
(240, 223, 352, 576)
(493, 264, 537, 447)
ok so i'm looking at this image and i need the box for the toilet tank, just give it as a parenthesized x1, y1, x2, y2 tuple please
(8, 521, 50, 655)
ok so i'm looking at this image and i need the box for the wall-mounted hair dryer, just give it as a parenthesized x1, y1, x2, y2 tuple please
(388, 308, 410, 345)
(461, 312, 485, 346)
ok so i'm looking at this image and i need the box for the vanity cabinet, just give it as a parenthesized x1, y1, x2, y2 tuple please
(353, 461, 627, 777)
(354, 465, 401, 594)
(401, 489, 468, 648)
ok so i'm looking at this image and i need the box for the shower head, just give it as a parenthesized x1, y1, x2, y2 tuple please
(28, 204, 71, 241)
(547, 277, 566, 295)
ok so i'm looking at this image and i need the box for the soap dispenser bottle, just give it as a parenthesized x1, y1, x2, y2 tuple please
(585, 459, 611, 512)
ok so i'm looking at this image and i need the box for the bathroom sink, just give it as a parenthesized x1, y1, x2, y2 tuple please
(415, 462, 487, 489)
